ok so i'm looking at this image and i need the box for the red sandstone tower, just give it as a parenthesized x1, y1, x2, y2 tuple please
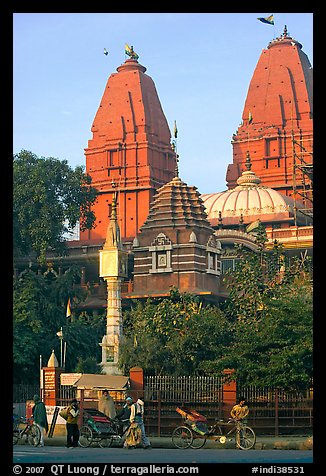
(226, 26, 313, 209)
(81, 55, 177, 244)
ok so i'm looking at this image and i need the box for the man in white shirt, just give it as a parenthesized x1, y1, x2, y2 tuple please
(130, 397, 151, 449)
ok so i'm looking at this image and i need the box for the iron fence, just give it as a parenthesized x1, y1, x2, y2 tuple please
(237, 385, 313, 435)
(143, 377, 313, 436)
(13, 379, 313, 436)
(57, 385, 77, 406)
(144, 375, 224, 436)
(145, 375, 223, 402)
(13, 384, 40, 404)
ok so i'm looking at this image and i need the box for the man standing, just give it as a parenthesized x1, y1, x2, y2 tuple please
(130, 396, 152, 449)
(230, 396, 249, 423)
(66, 398, 80, 448)
(32, 394, 48, 447)
(116, 396, 133, 447)
(98, 389, 117, 420)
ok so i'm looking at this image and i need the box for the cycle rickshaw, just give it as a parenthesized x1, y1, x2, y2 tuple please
(79, 408, 128, 448)
(172, 406, 256, 450)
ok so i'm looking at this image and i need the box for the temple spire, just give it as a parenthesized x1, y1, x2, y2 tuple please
(174, 155, 179, 178)
(82, 46, 176, 242)
(172, 119, 179, 178)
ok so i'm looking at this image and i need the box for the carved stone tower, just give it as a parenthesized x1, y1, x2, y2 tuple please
(81, 52, 177, 244)
(226, 26, 313, 207)
(132, 174, 222, 301)
(99, 190, 128, 375)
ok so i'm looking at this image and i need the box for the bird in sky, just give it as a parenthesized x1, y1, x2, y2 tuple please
(104, 48, 109, 56)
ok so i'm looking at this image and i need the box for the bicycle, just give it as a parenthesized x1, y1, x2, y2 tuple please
(191, 417, 256, 450)
(13, 415, 41, 446)
(172, 407, 256, 450)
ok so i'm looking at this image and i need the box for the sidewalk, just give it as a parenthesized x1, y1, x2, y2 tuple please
(31, 435, 313, 450)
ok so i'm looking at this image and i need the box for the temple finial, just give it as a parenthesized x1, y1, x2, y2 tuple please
(125, 43, 139, 60)
(218, 211, 223, 229)
(245, 151, 252, 171)
(172, 120, 179, 178)
(110, 181, 117, 221)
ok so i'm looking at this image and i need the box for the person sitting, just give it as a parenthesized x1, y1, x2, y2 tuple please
(98, 389, 116, 420)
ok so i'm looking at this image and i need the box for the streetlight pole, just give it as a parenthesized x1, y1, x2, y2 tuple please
(56, 327, 64, 368)
(63, 341, 67, 369)
(39, 354, 43, 400)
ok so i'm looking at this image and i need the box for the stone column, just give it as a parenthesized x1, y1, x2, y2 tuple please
(100, 276, 124, 375)
(99, 191, 128, 375)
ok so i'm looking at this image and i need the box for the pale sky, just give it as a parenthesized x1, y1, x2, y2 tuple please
(13, 12, 313, 195)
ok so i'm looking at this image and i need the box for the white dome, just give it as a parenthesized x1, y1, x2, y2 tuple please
(201, 157, 304, 226)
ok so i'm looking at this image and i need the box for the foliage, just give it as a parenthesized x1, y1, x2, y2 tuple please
(222, 238, 312, 321)
(13, 150, 98, 263)
(75, 356, 103, 374)
(62, 311, 105, 373)
(221, 238, 313, 390)
(13, 268, 105, 383)
(119, 287, 232, 376)
(226, 275, 313, 390)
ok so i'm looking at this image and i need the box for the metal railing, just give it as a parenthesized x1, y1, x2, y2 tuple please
(145, 375, 223, 403)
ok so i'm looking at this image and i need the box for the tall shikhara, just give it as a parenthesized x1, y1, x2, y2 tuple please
(82, 56, 177, 243)
(226, 26, 313, 203)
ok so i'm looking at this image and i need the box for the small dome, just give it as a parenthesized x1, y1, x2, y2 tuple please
(202, 154, 308, 227)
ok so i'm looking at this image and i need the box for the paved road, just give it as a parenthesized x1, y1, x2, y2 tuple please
(13, 445, 313, 464)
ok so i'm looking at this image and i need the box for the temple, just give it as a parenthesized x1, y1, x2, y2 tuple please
(14, 28, 313, 314)
(131, 174, 222, 303)
(81, 56, 177, 244)
(226, 26, 313, 219)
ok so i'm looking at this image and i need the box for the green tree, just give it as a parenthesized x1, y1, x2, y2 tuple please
(63, 312, 105, 373)
(119, 288, 232, 375)
(13, 150, 98, 263)
(13, 267, 105, 383)
(222, 237, 313, 391)
(75, 356, 103, 374)
(227, 274, 313, 390)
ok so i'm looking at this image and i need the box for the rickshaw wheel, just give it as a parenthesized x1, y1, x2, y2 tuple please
(172, 426, 193, 449)
(99, 436, 113, 448)
(79, 425, 93, 447)
(190, 433, 207, 449)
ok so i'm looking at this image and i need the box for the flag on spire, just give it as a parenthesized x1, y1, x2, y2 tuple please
(125, 43, 139, 60)
(257, 15, 274, 25)
(66, 298, 72, 318)
(173, 120, 178, 139)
